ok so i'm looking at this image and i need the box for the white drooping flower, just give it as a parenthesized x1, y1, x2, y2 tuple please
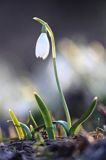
(35, 33, 50, 59)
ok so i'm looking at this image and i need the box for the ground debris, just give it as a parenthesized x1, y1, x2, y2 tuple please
(0, 135, 105, 160)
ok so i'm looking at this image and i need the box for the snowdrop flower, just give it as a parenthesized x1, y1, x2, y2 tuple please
(35, 31, 50, 59)
(34, 17, 71, 128)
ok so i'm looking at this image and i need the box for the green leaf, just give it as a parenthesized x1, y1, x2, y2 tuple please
(34, 92, 55, 139)
(69, 97, 98, 135)
(29, 111, 38, 128)
(20, 122, 32, 140)
(9, 109, 24, 140)
(53, 120, 70, 136)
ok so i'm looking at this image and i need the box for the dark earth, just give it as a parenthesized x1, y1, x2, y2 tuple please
(0, 134, 106, 160)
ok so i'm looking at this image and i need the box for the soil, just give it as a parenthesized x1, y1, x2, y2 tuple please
(0, 134, 106, 160)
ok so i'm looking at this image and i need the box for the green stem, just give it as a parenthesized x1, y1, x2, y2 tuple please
(46, 23, 72, 128)
(53, 58, 72, 128)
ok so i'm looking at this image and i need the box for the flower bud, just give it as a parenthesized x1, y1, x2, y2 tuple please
(35, 32, 50, 59)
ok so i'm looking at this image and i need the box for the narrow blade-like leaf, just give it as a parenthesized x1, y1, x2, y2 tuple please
(70, 97, 98, 135)
(20, 122, 32, 140)
(34, 92, 55, 139)
(53, 120, 70, 136)
(9, 109, 24, 140)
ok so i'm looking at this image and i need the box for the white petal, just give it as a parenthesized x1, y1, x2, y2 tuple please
(35, 33, 50, 59)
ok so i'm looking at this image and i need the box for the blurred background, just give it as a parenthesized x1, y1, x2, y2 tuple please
(0, 0, 106, 135)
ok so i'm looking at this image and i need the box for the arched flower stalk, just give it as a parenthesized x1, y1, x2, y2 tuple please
(33, 17, 72, 128)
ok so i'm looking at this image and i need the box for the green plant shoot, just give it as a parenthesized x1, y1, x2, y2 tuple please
(9, 109, 24, 140)
(20, 122, 32, 140)
(53, 120, 70, 136)
(29, 110, 38, 128)
(69, 97, 98, 135)
(34, 92, 55, 139)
